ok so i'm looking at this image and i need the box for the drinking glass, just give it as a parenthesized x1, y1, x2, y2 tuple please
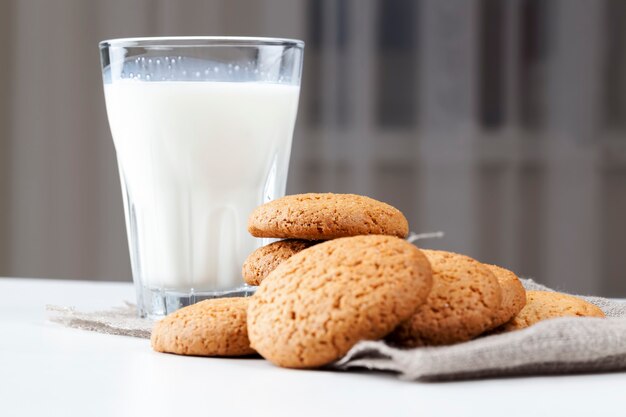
(99, 37, 304, 318)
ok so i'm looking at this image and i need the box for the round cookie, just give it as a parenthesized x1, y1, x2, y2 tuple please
(242, 239, 318, 286)
(486, 264, 526, 328)
(387, 250, 502, 347)
(247, 193, 409, 240)
(151, 297, 255, 356)
(247, 235, 433, 368)
(500, 290, 605, 332)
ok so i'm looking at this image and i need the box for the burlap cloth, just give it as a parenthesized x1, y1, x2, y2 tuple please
(47, 279, 626, 381)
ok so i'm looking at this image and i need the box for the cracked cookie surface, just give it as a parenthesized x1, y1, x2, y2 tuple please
(387, 249, 502, 347)
(247, 193, 409, 240)
(247, 235, 433, 368)
(499, 290, 605, 332)
(242, 239, 318, 286)
(151, 297, 255, 356)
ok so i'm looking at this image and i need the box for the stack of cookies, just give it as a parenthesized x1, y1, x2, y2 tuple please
(242, 193, 410, 285)
(151, 193, 605, 369)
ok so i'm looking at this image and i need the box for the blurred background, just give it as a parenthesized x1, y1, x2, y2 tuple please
(0, 0, 625, 296)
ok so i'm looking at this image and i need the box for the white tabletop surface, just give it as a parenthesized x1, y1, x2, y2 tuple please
(0, 277, 624, 417)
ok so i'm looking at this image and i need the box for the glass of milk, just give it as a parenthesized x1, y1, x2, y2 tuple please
(99, 37, 304, 318)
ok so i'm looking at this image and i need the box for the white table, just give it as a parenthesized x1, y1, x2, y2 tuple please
(0, 278, 624, 417)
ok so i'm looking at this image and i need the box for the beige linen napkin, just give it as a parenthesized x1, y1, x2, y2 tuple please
(47, 279, 626, 381)
(335, 279, 626, 380)
(47, 302, 152, 338)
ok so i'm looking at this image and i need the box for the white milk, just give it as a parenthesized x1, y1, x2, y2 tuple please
(104, 81, 300, 291)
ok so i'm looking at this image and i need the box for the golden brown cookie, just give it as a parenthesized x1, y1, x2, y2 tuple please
(242, 239, 318, 286)
(151, 297, 255, 356)
(500, 290, 605, 332)
(387, 250, 502, 347)
(486, 264, 526, 328)
(247, 235, 433, 368)
(247, 193, 409, 240)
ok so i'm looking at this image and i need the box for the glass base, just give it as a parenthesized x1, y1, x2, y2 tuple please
(137, 285, 257, 319)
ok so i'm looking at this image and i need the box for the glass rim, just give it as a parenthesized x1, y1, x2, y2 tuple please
(99, 36, 305, 49)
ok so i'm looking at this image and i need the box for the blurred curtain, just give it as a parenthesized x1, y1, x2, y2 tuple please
(0, 0, 625, 296)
